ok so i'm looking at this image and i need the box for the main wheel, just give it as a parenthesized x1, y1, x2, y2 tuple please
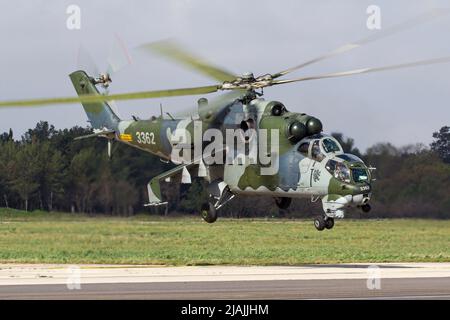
(325, 217, 334, 229)
(200, 202, 217, 223)
(314, 216, 326, 231)
(275, 197, 292, 209)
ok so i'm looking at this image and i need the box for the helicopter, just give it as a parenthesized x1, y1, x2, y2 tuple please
(1, 9, 449, 231)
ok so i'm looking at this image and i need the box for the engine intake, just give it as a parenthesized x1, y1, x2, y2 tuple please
(287, 121, 306, 142)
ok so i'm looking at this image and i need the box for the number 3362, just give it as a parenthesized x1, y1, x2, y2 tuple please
(136, 131, 155, 145)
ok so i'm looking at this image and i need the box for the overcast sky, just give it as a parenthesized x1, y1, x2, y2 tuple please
(0, 0, 449, 150)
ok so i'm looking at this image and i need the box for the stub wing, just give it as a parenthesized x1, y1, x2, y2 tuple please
(73, 129, 115, 140)
(145, 163, 196, 206)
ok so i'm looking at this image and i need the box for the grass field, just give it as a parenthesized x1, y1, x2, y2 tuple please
(0, 209, 449, 265)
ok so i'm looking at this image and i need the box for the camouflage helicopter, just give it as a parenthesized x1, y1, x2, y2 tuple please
(1, 10, 450, 230)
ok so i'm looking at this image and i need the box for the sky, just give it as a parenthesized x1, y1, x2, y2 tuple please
(0, 0, 449, 151)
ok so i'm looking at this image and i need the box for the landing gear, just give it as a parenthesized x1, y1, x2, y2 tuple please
(325, 217, 334, 229)
(361, 204, 371, 213)
(275, 197, 291, 209)
(314, 216, 325, 231)
(201, 202, 217, 223)
(314, 216, 334, 231)
(199, 180, 235, 224)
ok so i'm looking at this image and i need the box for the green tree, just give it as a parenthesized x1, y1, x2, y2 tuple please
(34, 142, 64, 211)
(0, 140, 17, 208)
(0, 129, 13, 143)
(10, 143, 40, 211)
(178, 179, 208, 213)
(431, 126, 450, 163)
(23, 121, 56, 143)
(69, 147, 100, 213)
(113, 180, 138, 216)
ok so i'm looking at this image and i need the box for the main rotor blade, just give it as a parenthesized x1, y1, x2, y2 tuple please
(271, 56, 450, 85)
(0, 85, 219, 108)
(77, 45, 100, 76)
(271, 8, 450, 79)
(139, 40, 237, 82)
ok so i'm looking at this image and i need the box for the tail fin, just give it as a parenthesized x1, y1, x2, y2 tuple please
(69, 70, 120, 130)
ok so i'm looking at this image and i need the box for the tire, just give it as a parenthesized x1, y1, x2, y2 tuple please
(325, 217, 334, 229)
(200, 202, 217, 223)
(275, 197, 291, 209)
(314, 216, 326, 231)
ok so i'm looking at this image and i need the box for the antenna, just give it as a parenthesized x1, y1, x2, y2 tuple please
(165, 112, 175, 120)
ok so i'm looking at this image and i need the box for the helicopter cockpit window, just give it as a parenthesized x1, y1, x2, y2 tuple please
(335, 163, 351, 183)
(325, 159, 337, 175)
(352, 168, 369, 183)
(337, 154, 364, 163)
(326, 160, 351, 183)
(311, 140, 325, 162)
(297, 142, 309, 156)
(322, 138, 341, 154)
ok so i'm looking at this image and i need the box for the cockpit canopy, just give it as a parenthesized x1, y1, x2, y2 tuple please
(297, 135, 370, 184)
(335, 153, 364, 163)
(297, 135, 343, 162)
(325, 159, 370, 183)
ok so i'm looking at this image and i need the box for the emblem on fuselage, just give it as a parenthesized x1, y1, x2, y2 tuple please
(313, 169, 321, 182)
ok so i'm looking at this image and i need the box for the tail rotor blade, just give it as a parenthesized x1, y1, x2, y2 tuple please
(77, 45, 100, 76)
(106, 33, 133, 75)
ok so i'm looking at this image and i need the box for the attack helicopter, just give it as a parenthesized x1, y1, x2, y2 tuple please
(1, 9, 449, 230)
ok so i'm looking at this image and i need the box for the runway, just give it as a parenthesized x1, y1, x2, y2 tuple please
(0, 263, 449, 299)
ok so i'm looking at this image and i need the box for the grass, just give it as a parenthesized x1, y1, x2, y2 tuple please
(0, 209, 449, 265)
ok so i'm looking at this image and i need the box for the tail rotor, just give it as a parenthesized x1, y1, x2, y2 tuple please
(76, 33, 133, 91)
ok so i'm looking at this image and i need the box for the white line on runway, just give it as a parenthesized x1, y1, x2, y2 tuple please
(0, 263, 449, 286)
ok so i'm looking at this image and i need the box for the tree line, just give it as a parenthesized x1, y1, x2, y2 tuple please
(0, 121, 448, 218)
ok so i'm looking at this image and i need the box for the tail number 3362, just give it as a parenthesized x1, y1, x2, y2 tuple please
(136, 131, 156, 145)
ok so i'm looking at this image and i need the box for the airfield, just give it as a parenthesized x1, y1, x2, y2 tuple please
(1, 263, 450, 299)
(1, 210, 450, 299)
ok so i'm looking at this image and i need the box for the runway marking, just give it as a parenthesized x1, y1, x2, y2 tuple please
(0, 263, 449, 286)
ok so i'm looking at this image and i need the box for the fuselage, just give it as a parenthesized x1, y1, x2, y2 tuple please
(112, 97, 372, 208)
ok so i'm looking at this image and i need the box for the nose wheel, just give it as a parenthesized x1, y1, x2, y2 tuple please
(325, 217, 334, 229)
(314, 216, 334, 231)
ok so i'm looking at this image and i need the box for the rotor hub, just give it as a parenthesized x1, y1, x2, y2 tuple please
(219, 72, 274, 91)
(242, 72, 254, 80)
